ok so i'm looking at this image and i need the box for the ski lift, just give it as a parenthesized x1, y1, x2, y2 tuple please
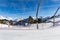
(52, 7, 60, 26)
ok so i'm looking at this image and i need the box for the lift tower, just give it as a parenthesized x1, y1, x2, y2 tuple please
(36, 0, 42, 29)
(53, 7, 60, 26)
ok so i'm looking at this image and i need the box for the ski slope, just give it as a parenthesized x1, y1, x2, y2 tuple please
(0, 23, 60, 40)
(0, 27, 60, 40)
(0, 23, 59, 30)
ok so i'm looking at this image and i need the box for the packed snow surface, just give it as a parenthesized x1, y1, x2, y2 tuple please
(0, 23, 54, 29)
(0, 28, 60, 40)
(0, 23, 60, 40)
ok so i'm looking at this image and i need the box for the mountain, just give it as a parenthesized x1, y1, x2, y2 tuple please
(46, 15, 60, 23)
(15, 16, 35, 25)
(0, 16, 6, 19)
(0, 16, 13, 21)
(47, 17, 60, 22)
(6, 17, 13, 21)
(15, 18, 23, 22)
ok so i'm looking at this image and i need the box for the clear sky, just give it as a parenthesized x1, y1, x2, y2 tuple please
(0, 0, 60, 19)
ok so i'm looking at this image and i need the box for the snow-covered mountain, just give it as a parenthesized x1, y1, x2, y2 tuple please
(15, 18, 23, 22)
(0, 16, 13, 21)
(47, 16, 60, 22)
(6, 17, 13, 20)
(0, 16, 6, 19)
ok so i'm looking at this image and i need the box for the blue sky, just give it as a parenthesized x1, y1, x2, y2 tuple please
(0, 0, 60, 19)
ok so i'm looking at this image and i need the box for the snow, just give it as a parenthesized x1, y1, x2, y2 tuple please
(15, 18, 23, 22)
(0, 27, 60, 40)
(0, 16, 6, 19)
(0, 23, 60, 40)
(6, 17, 13, 20)
(0, 24, 8, 28)
(48, 17, 60, 22)
(0, 23, 59, 30)
(0, 16, 13, 20)
(0, 23, 53, 30)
